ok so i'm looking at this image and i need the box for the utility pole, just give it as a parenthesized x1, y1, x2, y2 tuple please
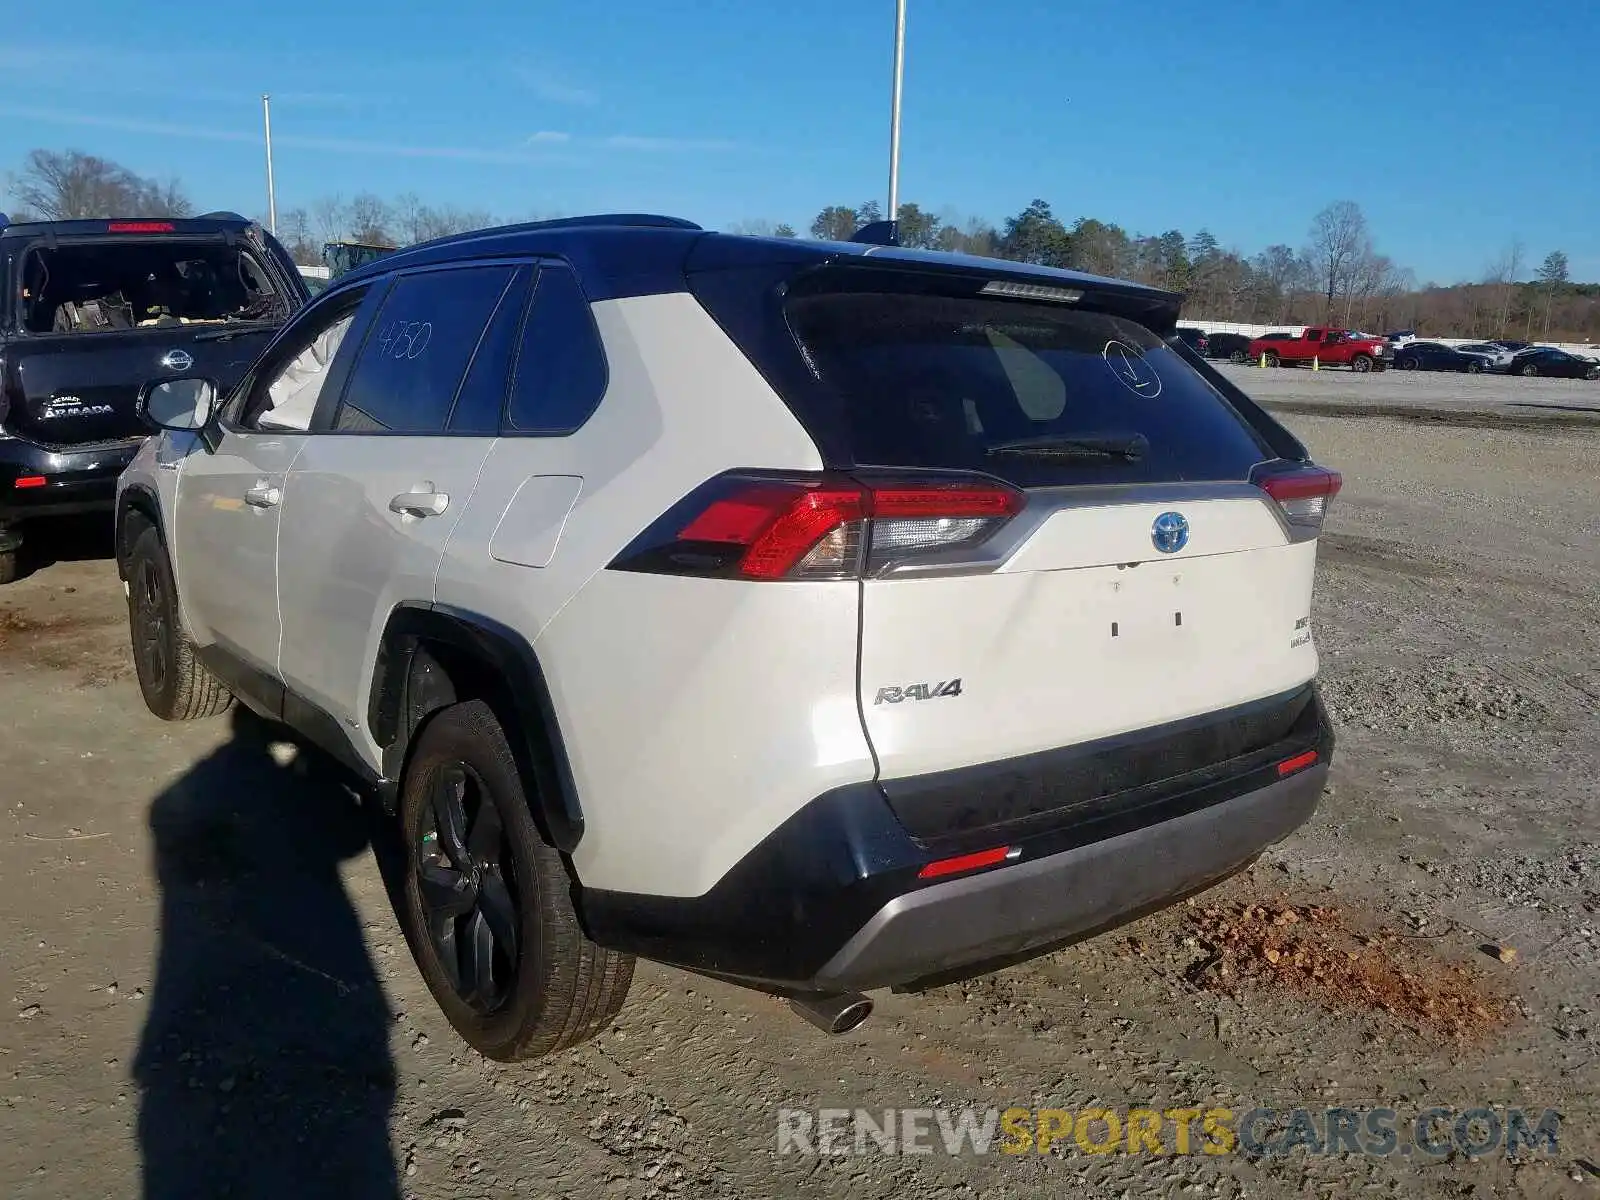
(886, 0, 906, 226)
(262, 94, 277, 235)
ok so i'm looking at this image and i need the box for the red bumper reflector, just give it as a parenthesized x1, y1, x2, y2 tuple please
(14, 476, 46, 489)
(1277, 750, 1319, 777)
(917, 845, 1013, 880)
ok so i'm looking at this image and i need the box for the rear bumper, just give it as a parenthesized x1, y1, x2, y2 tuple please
(0, 435, 141, 525)
(582, 686, 1333, 992)
(817, 764, 1324, 990)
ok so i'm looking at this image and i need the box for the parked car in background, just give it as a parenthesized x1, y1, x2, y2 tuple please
(1175, 326, 1210, 356)
(0, 210, 308, 583)
(1385, 330, 1417, 348)
(1456, 342, 1517, 371)
(1508, 347, 1600, 379)
(1205, 332, 1254, 362)
(116, 214, 1340, 1059)
(1392, 341, 1491, 373)
(1492, 340, 1533, 354)
(1247, 327, 1390, 372)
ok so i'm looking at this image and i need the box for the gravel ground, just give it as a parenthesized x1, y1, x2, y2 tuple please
(1, 379, 1597, 1199)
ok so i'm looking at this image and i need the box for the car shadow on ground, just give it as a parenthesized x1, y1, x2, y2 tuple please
(9, 514, 116, 581)
(133, 707, 401, 1200)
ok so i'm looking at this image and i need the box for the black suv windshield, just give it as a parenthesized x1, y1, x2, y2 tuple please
(785, 288, 1268, 487)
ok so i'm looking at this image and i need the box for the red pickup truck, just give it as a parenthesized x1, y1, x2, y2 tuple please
(1246, 327, 1390, 372)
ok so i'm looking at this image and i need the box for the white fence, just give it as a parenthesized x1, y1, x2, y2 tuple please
(1184, 318, 1597, 357)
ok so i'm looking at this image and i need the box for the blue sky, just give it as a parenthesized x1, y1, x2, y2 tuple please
(1, 0, 1595, 284)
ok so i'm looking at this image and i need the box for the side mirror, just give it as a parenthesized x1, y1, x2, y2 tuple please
(137, 377, 219, 433)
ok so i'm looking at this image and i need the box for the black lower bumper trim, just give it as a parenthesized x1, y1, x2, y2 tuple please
(0, 436, 139, 524)
(581, 687, 1334, 990)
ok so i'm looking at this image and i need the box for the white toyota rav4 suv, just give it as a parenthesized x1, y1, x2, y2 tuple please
(116, 215, 1338, 1059)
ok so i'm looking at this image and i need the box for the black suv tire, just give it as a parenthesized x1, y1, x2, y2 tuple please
(126, 523, 234, 721)
(398, 699, 634, 1061)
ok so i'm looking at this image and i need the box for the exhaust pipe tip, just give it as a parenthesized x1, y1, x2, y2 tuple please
(788, 992, 874, 1035)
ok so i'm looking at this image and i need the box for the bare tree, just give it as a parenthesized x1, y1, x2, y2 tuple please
(275, 207, 320, 265)
(6, 148, 193, 220)
(310, 193, 347, 245)
(347, 193, 392, 245)
(1307, 201, 1368, 321)
(391, 192, 427, 246)
(1483, 240, 1524, 337)
(728, 219, 775, 237)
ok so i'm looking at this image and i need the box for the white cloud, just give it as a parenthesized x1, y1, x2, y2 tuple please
(0, 105, 547, 165)
(516, 69, 598, 107)
(526, 130, 571, 144)
(603, 134, 740, 153)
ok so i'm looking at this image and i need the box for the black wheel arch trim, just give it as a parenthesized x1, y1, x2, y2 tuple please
(115, 483, 166, 580)
(369, 603, 585, 852)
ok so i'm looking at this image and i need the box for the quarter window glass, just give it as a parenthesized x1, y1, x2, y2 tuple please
(504, 267, 608, 435)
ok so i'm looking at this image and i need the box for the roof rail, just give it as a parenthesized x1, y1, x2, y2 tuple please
(514, 213, 701, 233)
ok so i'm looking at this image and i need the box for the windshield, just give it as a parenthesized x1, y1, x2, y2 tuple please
(18, 237, 284, 334)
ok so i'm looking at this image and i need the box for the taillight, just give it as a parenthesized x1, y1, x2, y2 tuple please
(1253, 463, 1342, 538)
(610, 471, 1023, 581)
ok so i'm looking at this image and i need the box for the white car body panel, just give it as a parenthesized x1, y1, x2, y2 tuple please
(171, 428, 306, 672)
(862, 530, 1319, 780)
(436, 292, 866, 896)
(275, 436, 496, 765)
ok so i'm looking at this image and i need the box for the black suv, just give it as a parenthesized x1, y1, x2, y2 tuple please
(0, 211, 307, 581)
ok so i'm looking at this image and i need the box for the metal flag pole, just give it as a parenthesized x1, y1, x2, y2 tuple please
(887, 0, 906, 224)
(262, 94, 277, 234)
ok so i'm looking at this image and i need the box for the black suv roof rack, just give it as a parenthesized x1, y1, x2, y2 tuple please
(510, 214, 702, 233)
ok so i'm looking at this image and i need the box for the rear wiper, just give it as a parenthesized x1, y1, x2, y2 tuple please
(985, 434, 1148, 461)
(190, 320, 278, 342)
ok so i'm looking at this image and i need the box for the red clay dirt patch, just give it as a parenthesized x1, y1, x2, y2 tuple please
(0, 605, 128, 686)
(1169, 898, 1510, 1042)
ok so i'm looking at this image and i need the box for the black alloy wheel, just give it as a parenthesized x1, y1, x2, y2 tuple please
(415, 760, 522, 1014)
(132, 554, 171, 698)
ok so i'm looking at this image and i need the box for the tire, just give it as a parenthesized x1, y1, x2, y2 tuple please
(1351, 354, 1373, 373)
(125, 524, 234, 721)
(1264, 351, 1280, 368)
(1520, 364, 1538, 377)
(1466, 361, 1483, 374)
(0, 549, 18, 586)
(1397, 357, 1418, 371)
(1586, 367, 1598, 381)
(1229, 350, 1247, 363)
(398, 699, 634, 1061)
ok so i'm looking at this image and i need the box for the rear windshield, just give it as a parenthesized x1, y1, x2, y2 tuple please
(785, 290, 1268, 486)
(15, 237, 285, 335)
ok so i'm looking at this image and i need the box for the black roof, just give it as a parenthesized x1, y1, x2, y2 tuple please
(330, 212, 1184, 322)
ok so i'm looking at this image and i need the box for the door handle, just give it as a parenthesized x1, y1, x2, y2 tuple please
(244, 482, 282, 508)
(388, 488, 449, 518)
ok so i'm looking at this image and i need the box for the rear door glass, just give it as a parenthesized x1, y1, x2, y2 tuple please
(785, 291, 1268, 487)
(334, 265, 515, 433)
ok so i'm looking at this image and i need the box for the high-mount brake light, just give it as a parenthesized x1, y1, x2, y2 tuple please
(979, 280, 1083, 304)
(1255, 465, 1342, 535)
(610, 473, 1024, 581)
(107, 221, 175, 233)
